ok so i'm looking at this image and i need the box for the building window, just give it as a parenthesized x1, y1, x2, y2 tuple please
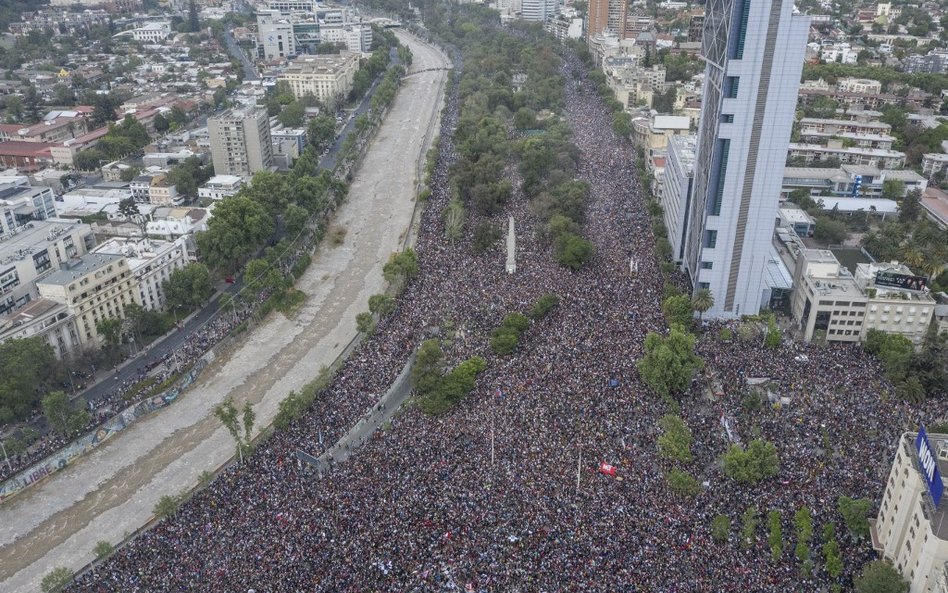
(700, 261, 713, 270)
(720, 113, 734, 123)
(709, 139, 730, 215)
(698, 282, 710, 290)
(724, 76, 740, 99)
(703, 230, 718, 249)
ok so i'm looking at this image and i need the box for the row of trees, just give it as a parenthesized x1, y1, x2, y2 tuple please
(863, 327, 947, 401)
(412, 339, 487, 414)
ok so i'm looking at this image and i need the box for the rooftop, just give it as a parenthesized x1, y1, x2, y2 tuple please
(652, 115, 690, 131)
(282, 53, 359, 76)
(38, 253, 124, 287)
(0, 220, 91, 263)
(921, 187, 948, 228)
(900, 433, 948, 541)
(818, 197, 899, 214)
(0, 298, 67, 334)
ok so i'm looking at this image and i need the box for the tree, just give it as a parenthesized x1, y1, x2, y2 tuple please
(513, 107, 537, 130)
(355, 311, 376, 335)
(307, 115, 336, 152)
(528, 293, 559, 319)
(0, 337, 58, 423)
(722, 439, 780, 484)
(813, 216, 848, 244)
(854, 560, 909, 593)
(42, 390, 91, 438)
(41, 567, 73, 593)
(195, 196, 274, 274)
(284, 203, 310, 237)
(767, 510, 783, 560)
(412, 339, 445, 395)
(278, 101, 305, 128)
(657, 414, 693, 462)
(243, 171, 288, 217)
(490, 329, 519, 355)
(472, 221, 500, 254)
(118, 196, 140, 221)
(153, 112, 170, 134)
(666, 469, 700, 497)
(764, 316, 781, 349)
(838, 495, 872, 539)
(368, 293, 395, 317)
(382, 248, 419, 290)
(899, 189, 921, 222)
(74, 149, 105, 171)
(214, 398, 255, 462)
(741, 506, 759, 548)
(662, 294, 694, 328)
(711, 514, 730, 542)
(419, 356, 487, 415)
(881, 179, 906, 200)
(187, 0, 200, 32)
(636, 325, 703, 401)
(163, 263, 214, 311)
(153, 494, 181, 518)
(93, 540, 114, 559)
(97, 317, 124, 359)
(691, 288, 714, 322)
(555, 232, 594, 270)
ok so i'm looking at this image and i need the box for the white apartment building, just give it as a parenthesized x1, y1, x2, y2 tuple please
(0, 220, 95, 317)
(148, 174, 179, 206)
(207, 107, 274, 178)
(782, 165, 927, 198)
(837, 77, 883, 94)
(319, 24, 373, 54)
(875, 431, 948, 593)
(661, 134, 696, 264)
(37, 253, 138, 347)
(267, 0, 318, 14)
(520, 0, 558, 21)
(278, 53, 361, 103)
(93, 237, 191, 311)
(198, 175, 244, 201)
(0, 298, 81, 359)
(856, 262, 936, 346)
(788, 141, 906, 169)
(116, 22, 172, 43)
(682, 0, 810, 318)
(922, 153, 948, 178)
(798, 117, 892, 137)
(0, 176, 57, 235)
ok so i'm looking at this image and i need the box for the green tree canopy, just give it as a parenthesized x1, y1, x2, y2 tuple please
(722, 439, 780, 484)
(195, 196, 275, 274)
(636, 324, 703, 400)
(854, 560, 909, 593)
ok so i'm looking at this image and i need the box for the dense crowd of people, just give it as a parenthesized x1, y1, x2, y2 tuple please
(1, 296, 261, 484)
(65, 48, 947, 593)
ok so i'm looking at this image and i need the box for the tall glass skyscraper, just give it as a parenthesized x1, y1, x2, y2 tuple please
(682, 0, 809, 318)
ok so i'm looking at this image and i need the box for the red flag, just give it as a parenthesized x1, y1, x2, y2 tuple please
(599, 462, 617, 477)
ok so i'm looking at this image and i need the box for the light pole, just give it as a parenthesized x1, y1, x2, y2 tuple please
(0, 438, 13, 474)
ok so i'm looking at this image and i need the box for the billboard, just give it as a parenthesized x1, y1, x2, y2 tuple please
(876, 271, 927, 291)
(916, 426, 944, 506)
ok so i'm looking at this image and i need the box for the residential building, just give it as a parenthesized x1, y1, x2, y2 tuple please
(37, 254, 138, 347)
(798, 117, 892, 136)
(318, 24, 373, 53)
(92, 237, 190, 311)
(267, 0, 318, 13)
(920, 187, 948, 230)
(791, 249, 867, 342)
(922, 153, 948, 178)
(520, 0, 557, 21)
(545, 10, 585, 40)
(788, 142, 906, 169)
(856, 262, 936, 346)
(115, 22, 173, 43)
(588, 0, 627, 38)
(278, 53, 360, 103)
(682, 0, 810, 318)
(661, 134, 696, 264)
(271, 127, 307, 169)
(0, 176, 57, 234)
(130, 175, 154, 204)
(777, 205, 815, 237)
(781, 165, 926, 198)
(0, 220, 95, 317)
(902, 50, 948, 75)
(688, 14, 704, 42)
(198, 175, 244, 201)
(837, 77, 882, 95)
(146, 207, 210, 240)
(148, 174, 179, 206)
(0, 141, 55, 171)
(207, 107, 274, 178)
(875, 431, 948, 593)
(0, 298, 81, 360)
(631, 115, 690, 155)
(257, 9, 296, 60)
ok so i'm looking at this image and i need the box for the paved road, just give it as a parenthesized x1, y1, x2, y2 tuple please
(221, 24, 257, 81)
(0, 32, 450, 593)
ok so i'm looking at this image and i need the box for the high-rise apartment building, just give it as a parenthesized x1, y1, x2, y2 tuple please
(587, 0, 627, 38)
(207, 108, 274, 178)
(681, 0, 809, 318)
(520, 0, 557, 22)
(257, 9, 296, 60)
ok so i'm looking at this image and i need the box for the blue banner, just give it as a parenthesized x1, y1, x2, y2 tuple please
(916, 426, 944, 506)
